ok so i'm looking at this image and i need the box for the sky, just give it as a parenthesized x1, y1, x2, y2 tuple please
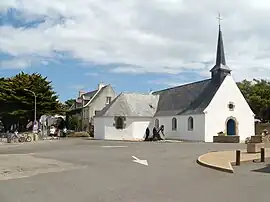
(1, 0, 270, 102)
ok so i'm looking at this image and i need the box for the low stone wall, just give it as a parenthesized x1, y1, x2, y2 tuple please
(213, 136, 240, 143)
(250, 135, 263, 143)
(255, 123, 270, 135)
(247, 143, 264, 153)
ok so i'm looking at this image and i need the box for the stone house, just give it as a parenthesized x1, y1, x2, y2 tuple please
(68, 83, 116, 131)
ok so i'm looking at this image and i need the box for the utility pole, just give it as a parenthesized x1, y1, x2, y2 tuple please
(24, 89, 37, 132)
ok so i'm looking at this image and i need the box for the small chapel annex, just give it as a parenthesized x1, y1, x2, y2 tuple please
(94, 24, 255, 142)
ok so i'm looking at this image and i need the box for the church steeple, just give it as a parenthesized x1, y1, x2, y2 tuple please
(210, 13, 231, 82)
(215, 24, 226, 66)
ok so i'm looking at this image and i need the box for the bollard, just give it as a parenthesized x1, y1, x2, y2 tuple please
(236, 150, 241, 166)
(261, 148, 265, 162)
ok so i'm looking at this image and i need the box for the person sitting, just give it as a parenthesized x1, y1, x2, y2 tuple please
(152, 127, 159, 141)
(144, 128, 150, 141)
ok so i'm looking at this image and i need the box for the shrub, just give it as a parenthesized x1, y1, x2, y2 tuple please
(245, 137, 251, 144)
(217, 131, 226, 136)
(67, 131, 90, 138)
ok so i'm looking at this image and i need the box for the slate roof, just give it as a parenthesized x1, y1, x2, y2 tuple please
(152, 24, 229, 116)
(84, 85, 108, 107)
(152, 78, 224, 116)
(83, 90, 98, 100)
(96, 93, 159, 117)
(69, 86, 107, 110)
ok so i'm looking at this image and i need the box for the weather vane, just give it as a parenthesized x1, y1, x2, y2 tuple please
(217, 12, 222, 26)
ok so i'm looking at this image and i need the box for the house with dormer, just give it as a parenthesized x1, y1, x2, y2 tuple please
(68, 83, 116, 131)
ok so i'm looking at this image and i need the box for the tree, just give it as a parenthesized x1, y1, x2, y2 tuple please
(67, 115, 80, 131)
(237, 79, 270, 122)
(64, 99, 76, 109)
(0, 72, 62, 131)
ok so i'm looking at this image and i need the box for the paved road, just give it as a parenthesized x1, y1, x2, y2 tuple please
(0, 139, 269, 202)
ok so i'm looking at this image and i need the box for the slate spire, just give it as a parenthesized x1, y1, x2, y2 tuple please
(215, 24, 226, 66)
(210, 14, 231, 80)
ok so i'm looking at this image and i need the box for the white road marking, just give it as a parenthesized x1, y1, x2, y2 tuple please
(132, 156, 148, 166)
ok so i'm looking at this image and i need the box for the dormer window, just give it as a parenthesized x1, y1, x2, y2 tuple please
(106, 96, 111, 104)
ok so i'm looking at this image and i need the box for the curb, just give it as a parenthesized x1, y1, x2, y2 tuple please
(197, 150, 270, 174)
(196, 157, 234, 173)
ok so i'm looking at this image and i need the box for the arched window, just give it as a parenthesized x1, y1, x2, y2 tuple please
(188, 116, 194, 131)
(172, 117, 177, 131)
(155, 119, 159, 129)
(115, 117, 124, 129)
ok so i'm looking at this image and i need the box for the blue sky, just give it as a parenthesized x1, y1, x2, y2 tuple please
(1, 0, 270, 102)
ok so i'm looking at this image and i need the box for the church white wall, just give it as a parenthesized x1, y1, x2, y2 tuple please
(204, 75, 255, 142)
(94, 117, 152, 140)
(152, 115, 205, 141)
(94, 117, 105, 139)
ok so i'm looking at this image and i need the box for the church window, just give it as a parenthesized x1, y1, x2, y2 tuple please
(188, 117, 194, 131)
(114, 116, 126, 129)
(228, 102, 235, 111)
(172, 117, 177, 131)
(155, 119, 159, 129)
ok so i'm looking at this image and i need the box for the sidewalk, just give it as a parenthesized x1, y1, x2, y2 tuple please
(197, 148, 270, 173)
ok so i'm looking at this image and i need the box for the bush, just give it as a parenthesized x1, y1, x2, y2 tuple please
(217, 131, 226, 136)
(67, 131, 90, 138)
(245, 137, 251, 144)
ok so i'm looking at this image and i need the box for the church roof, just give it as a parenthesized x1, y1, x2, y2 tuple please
(152, 78, 224, 116)
(96, 21, 230, 118)
(95, 93, 159, 117)
(152, 23, 230, 116)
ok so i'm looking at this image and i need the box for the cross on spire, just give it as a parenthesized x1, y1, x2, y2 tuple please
(217, 13, 222, 26)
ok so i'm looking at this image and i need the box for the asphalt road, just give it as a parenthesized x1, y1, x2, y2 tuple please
(0, 139, 269, 202)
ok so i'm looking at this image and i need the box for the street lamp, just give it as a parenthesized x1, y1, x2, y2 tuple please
(24, 89, 37, 131)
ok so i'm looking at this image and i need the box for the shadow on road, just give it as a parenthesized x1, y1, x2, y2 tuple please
(252, 164, 270, 174)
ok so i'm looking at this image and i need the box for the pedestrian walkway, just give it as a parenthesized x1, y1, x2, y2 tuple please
(197, 148, 270, 173)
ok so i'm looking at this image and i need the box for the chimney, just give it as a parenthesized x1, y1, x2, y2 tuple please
(78, 90, 85, 97)
(98, 82, 105, 90)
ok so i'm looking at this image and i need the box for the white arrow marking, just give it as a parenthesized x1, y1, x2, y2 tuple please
(132, 156, 148, 166)
(101, 146, 128, 148)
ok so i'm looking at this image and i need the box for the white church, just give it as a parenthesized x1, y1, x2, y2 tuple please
(94, 24, 255, 143)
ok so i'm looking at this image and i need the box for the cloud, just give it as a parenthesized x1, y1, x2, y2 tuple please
(1, 0, 270, 80)
(0, 56, 52, 69)
(84, 72, 99, 77)
(69, 84, 85, 90)
(0, 58, 30, 69)
(148, 79, 187, 87)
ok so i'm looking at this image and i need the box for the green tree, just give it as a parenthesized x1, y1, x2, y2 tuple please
(64, 99, 75, 109)
(0, 72, 62, 131)
(67, 115, 80, 131)
(237, 79, 270, 122)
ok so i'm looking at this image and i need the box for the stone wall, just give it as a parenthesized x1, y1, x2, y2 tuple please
(255, 123, 270, 135)
(213, 136, 240, 143)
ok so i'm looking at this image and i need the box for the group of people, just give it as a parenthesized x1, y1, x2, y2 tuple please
(144, 125, 165, 141)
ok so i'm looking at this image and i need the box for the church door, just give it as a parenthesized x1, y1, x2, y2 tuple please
(227, 119, 236, 136)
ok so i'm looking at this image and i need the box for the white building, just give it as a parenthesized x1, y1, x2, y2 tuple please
(94, 93, 159, 140)
(94, 25, 255, 142)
